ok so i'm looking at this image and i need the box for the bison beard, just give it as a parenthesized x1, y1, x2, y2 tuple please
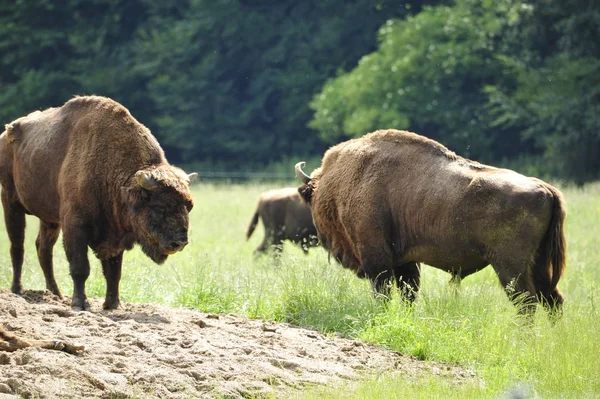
(296, 129, 567, 315)
(139, 240, 168, 265)
(0, 96, 196, 311)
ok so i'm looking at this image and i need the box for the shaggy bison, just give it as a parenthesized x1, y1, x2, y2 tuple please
(295, 129, 566, 313)
(246, 187, 318, 254)
(0, 96, 197, 311)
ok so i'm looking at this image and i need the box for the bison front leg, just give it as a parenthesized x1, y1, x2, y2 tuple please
(393, 262, 421, 302)
(1, 189, 26, 295)
(62, 224, 92, 311)
(35, 221, 62, 297)
(0, 326, 84, 354)
(358, 241, 396, 299)
(101, 252, 123, 310)
(368, 268, 394, 299)
(361, 256, 395, 299)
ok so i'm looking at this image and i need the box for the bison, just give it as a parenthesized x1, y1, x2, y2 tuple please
(246, 187, 318, 254)
(295, 129, 566, 314)
(0, 96, 197, 311)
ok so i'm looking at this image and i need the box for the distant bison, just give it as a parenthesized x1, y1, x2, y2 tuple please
(296, 129, 566, 313)
(246, 187, 318, 254)
(0, 96, 197, 311)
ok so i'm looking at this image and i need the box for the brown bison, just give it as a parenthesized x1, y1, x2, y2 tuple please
(0, 96, 197, 311)
(0, 326, 83, 354)
(246, 187, 318, 254)
(295, 129, 566, 313)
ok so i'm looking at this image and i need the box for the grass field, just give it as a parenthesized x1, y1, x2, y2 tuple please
(1, 182, 599, 398)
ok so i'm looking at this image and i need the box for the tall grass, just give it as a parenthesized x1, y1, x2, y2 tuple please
(1, 182, 598, 398)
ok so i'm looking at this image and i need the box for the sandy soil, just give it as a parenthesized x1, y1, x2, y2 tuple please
(0, 290, 475, 398)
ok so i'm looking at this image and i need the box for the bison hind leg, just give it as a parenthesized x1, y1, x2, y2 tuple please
(492, 261, 538, 316)
(35, 221, 62, 297)
(1, 190, 26, 295)
(538, 288, 564, 319)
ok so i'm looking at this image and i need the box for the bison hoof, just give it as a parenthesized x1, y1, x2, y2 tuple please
(10, 284, 23, 296)
(71, 297, 91, 312)
(46, 287, 63, 298)
(102, 299, 121, 310)
(46, 288, 62, 299)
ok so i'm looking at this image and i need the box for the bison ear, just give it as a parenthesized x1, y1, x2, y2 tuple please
(298, 183, 314, 204)
(187, 172, 198, 184)
(135, 171, 159, 191)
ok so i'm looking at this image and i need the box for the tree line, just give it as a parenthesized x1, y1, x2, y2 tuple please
(1, 0, 598, 182)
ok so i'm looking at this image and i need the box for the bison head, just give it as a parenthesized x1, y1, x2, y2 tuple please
(122, 166, 197, 264)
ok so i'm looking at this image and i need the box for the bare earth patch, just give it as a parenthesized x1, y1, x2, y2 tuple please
(0, 290, 475, 398)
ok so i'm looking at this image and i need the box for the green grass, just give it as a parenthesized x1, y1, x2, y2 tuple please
(1, 182, 599, 398)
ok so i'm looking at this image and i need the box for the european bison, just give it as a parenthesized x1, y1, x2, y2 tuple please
(0, 96, 197, 311)
(246, 187, 318, 254)
(295, 129, 566, 313)
(0, 326, 83, 354)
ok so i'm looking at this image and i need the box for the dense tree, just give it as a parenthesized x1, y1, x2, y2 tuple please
(1, 0, 435, 166)
(132, 1, 438, 165)
(0, 0, 598, 181)
(310, 0, 600, 181)
(485, 0, 600, 183)
(310, 0, 540, 162)
(0, 0, 152, 145)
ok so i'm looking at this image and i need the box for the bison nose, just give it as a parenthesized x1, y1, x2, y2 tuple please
(169, 240, 188, 252)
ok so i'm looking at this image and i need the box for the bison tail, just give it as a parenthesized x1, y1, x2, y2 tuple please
(246, 210, 260, 240)
(534, 185, 567, 298)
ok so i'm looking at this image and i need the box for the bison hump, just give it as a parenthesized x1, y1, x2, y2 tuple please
(4, 111, 43, 143)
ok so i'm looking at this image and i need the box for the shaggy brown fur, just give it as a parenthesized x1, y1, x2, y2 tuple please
(0, 326, 84, 353)
(297, 129, 566, 313)
(246, 187, 318, 254)
(0, 96, 196, 311)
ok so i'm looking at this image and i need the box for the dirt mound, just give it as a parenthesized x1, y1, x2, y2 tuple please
(0, 290, 474, 398)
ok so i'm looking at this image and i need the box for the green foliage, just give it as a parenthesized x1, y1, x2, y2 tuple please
(310, 0, 600, 181)
(131, 1, 435, 165)
(310, 0, 530, 161)
(0, 0, 433, 166)
(485, 0, 600, 183)
(0, 0, 598, 181)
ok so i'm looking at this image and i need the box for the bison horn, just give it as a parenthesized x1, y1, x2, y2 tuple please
(295, 162, 311, 184)
(187, 172, 198, 183)
(135, 171, 159, 191)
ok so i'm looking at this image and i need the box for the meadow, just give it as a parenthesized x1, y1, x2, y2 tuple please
(1, 182, 598, 398)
